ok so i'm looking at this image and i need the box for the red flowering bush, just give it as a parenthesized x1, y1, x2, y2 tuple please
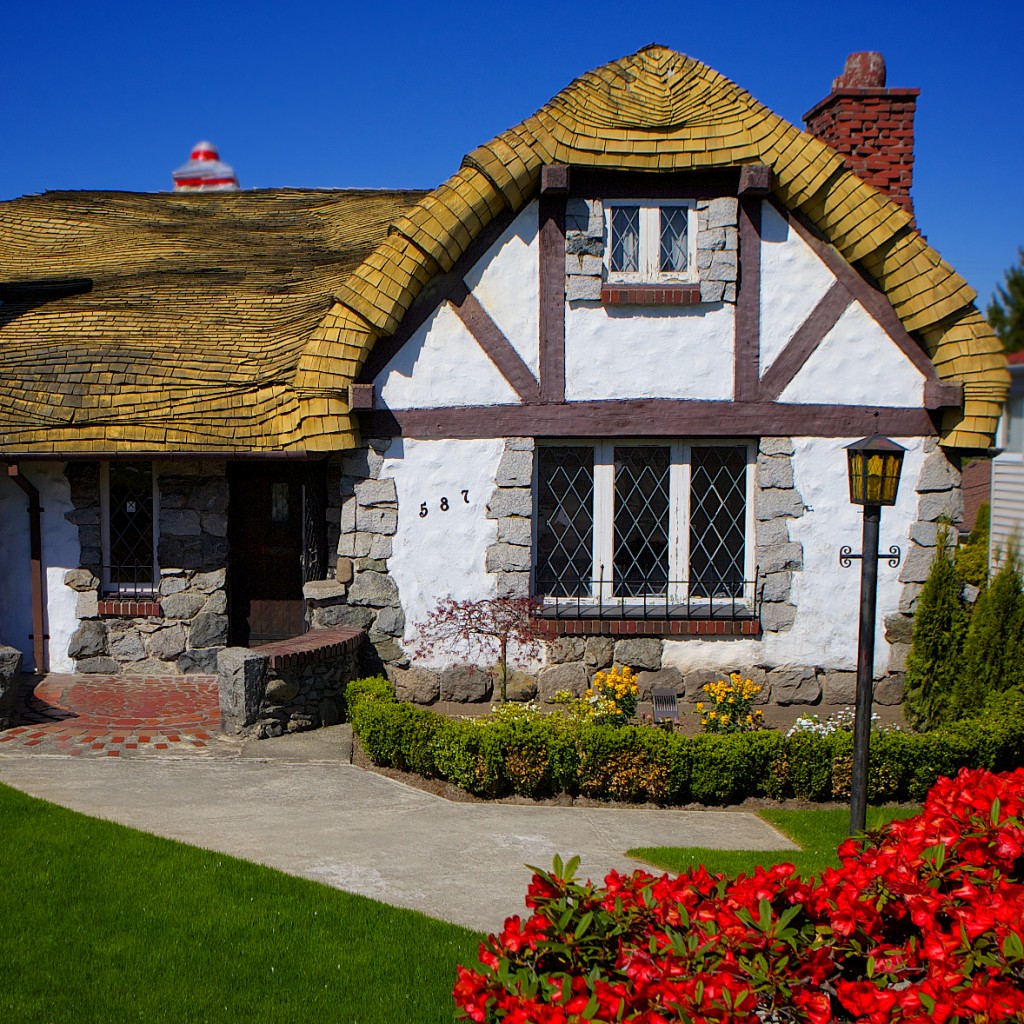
(454, 768, 1024, 1023)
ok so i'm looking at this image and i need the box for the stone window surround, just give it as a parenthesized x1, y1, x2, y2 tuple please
(485, 436, 804, 636)
(63, 460, 231, 675)
(565, 196, 739, 305)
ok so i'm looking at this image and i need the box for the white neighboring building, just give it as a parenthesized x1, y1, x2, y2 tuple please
(991, 352, 1024, 564)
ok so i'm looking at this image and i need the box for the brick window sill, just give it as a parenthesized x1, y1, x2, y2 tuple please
(534, 615, 760, 639)
(601, 284, 701, 307)
(98, 598, 162, 618)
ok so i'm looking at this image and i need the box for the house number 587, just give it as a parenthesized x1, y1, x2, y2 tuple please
(419, 491, 470, 517)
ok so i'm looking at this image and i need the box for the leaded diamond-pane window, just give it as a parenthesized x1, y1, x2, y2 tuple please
(537, 447, 594, 598)
(606, 203, 695, 281)
(536, 441, 750, 606)
(689, 446, 747, 598)
(107, 462, 155, 589)
(659, 206, 689, 273)
(614, 446, 670, 597)
(609, 207, 640, 273)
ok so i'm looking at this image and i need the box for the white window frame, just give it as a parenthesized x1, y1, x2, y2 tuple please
(99, 461, 160, 596)
(604, 201, 699, 283)
(534, 439, 756, 605)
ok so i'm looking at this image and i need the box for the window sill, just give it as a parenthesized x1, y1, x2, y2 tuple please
(601, 284, 700, 307)
(98, 598, 162, 618)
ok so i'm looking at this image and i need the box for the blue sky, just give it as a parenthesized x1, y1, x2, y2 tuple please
(3, 0, 1021, 307)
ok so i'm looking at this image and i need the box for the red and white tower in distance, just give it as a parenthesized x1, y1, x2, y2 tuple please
(172, 141, 239, 191)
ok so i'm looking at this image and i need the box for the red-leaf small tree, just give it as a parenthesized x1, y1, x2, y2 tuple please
(413, 597, 545, 702)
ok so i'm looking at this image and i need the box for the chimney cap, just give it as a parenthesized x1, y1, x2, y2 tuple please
(833, 52, 886, 90)
(172, 141, 239, 191)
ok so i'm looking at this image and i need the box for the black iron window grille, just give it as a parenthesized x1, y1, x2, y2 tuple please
(538, 569, 759, 622)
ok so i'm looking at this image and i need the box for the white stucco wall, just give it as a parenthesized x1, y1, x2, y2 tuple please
(661, 436, 927, 677)
(379, 438, 505, 666)
(462, 202, 540, 377)
(779, 302, 926, 407)
(565, 304, 735, 401)
(0, 464, 79, 672)
(375, 302, 520, 409)
(759, 202, 837, 375)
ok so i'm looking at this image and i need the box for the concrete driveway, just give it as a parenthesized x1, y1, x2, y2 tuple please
(0, 726, 794, 933)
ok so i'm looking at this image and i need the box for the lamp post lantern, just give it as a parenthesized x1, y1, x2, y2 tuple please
(842, 432, 905, 834)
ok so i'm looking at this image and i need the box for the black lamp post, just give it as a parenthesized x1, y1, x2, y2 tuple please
(842, 432, 905, 835)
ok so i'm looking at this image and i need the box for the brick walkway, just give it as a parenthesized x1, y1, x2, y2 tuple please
(0, 674, 229, 757)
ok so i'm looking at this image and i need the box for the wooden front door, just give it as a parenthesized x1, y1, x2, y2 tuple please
(228, 464, 306, 646)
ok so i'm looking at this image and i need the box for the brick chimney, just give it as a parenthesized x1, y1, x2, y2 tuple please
(803, 53, 919, 220)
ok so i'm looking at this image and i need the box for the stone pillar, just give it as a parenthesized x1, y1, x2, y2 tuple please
(216, 647, 269, 734)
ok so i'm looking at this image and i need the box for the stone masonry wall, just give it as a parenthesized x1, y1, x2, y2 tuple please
(63, 461, 229, 674)
(565, 197, 739, 303)
(217, 645, 359, 738)
(755, 438, 805, 634)
(484, 437, 534, 598)
(326, 438, 407, 669)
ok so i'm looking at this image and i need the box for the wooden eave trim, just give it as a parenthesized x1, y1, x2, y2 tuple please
(0, 450, 330, 461)
(357, 207, 520, 385)
(567, 167, 742, 199)
(360, 400, 938, 439)
(779, 202, 939, 381)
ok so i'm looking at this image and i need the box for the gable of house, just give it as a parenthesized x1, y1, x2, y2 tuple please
(299, 45, 1007, 455)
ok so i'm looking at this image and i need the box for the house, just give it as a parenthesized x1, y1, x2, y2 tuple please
(0, 46, 1009, 717)
(990, 352, 1024, 563)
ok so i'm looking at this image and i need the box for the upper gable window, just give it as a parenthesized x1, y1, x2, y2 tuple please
(606, 202, 697, 282)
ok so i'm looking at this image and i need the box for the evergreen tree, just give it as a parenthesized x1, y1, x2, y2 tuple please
(903, 529, 972, 730)
(987, 248, 1024, 353)
(952, 554, 1024, 718)
(954, 500, 990, 588)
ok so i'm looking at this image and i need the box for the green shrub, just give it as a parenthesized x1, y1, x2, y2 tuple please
(903, 530, 971, 729)
(345, 674, 395, 715)
(343, 677, 1024, 806)
(954, 554, 1024, 718)
(770, 731, 835, 801)
(954, 500, 990, 586)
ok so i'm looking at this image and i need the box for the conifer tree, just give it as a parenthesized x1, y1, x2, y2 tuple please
(953, 553, 1024, 718)
(903, 529, 971, 730)
(987, 248, 1024, 353)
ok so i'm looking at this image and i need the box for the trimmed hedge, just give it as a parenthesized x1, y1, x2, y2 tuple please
(346, 677, 1024, 806)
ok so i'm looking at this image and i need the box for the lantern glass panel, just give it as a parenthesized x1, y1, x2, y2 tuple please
(846, 448, 904, 506)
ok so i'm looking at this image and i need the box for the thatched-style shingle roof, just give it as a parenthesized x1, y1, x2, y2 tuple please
(0, 46, 1008, 453)
(0, 188, 425, 451)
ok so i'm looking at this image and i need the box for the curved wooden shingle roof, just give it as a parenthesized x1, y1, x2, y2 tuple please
(0, 46, 1008, 453)
(0, 188, 425, 452)
(298, 45, 1007, 452)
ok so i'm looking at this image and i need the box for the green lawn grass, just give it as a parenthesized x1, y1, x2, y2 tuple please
(0, 782, 481, 1023)
(627, 806, 919, 877)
